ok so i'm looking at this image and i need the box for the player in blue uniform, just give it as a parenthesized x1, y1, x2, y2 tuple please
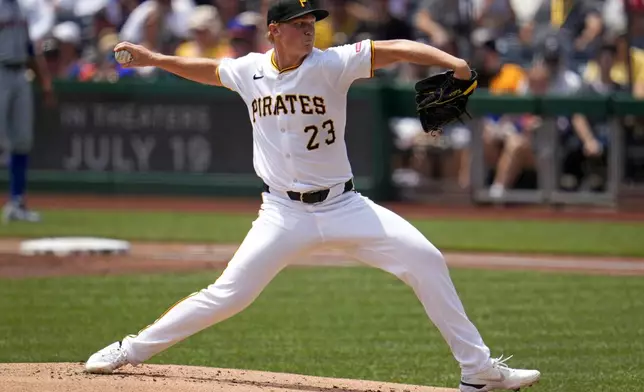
(0, 0, 54, 223)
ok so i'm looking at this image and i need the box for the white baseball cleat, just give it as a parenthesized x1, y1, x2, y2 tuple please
(459, 355, 541, 392)
(84, 341, 130, 374)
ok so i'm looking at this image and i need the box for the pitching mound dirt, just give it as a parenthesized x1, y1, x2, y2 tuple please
(0, 363, 456, 392)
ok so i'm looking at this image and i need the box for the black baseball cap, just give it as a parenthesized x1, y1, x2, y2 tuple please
(266, 0, 329, 26)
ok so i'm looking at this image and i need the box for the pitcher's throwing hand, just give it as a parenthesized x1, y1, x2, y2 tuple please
(113, 42, 157, 68)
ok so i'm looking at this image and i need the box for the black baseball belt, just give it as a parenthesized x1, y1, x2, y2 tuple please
(263, 178, 355, 204)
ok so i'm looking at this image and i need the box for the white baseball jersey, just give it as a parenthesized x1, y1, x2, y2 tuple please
(118, 37, 495, 379)
(217, 39, 375, 193)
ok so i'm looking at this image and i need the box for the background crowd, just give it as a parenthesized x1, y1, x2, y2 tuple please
(18, 0, 642, 86)
(15, 0, 644, 198)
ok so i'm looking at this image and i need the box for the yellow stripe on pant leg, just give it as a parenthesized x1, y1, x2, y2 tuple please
(135, 292, 200, 336)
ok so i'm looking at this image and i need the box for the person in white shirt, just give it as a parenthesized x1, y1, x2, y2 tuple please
(17, 0, 54, 42)
(118, 0, 195, 46)
(83, 1, 541, 391)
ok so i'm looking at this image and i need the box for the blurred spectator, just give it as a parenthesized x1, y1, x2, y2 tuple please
(352, 0, 412, 42)
(353, 0, 414, 80)
(472, 31, 527, 93)
(602, 0, 627, 37)
(132, 3, 168, 78)
(142, 6, 163, 51)
(72, 0, 140, 30)
(227, 11, 263, 58)
(175, 5, 231, 59)
(45, 21, 82, 79)
(486, 63, 548, 199)
(19, 0, 55, 42)
(563, 1, 604, 61)
(209, 0, 241, 26)
(387, 0, 417, 22)
(51, 0, 76, 21)
(314, 0, 360, 49)
(533, 32, 583, 94)
(488, 33, 583, 199)
(119, 0, 194, 52)
(413, 0, 468, 53)
(469, 32, 528, 191)
(413, 0, 516, 58)
(73, 0, 139, 44)
(583, 32, 644, 98)
(562, 42, 620, 191)
(514, 0, 603, 71)
(632, 13, 644, 49)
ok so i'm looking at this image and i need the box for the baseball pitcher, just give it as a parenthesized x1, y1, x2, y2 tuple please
(0, 0, 54, 223)
(85, 1, 541, 391)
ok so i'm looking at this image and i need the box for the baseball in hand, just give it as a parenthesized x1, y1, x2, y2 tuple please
(114, 49, 133, 65)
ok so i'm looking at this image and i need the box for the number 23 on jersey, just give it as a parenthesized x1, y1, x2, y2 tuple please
(251, 94, 336, 152)
(304, 119, 336, 151)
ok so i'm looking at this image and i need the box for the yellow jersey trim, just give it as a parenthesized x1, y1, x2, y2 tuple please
(215, 65, 222, 85)
(215, 64, 234, 91)
(370, 40, 375, 78)
(271, 51, 304, 74)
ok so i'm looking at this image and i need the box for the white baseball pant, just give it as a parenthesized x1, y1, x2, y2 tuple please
(122, 189, 492, 375)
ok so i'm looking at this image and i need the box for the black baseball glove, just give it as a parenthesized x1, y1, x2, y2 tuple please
(414, 70, 478, 133)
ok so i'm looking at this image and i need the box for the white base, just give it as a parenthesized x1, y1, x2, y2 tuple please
(19, 237, 130, 257)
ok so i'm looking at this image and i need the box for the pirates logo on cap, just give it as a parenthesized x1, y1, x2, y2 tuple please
(299, 0, 307, 7)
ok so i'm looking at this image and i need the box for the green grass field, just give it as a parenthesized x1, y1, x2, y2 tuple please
(1, 209, 644, 257)
(2, 208, 643, 391)
(1, 268, 643, 391)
